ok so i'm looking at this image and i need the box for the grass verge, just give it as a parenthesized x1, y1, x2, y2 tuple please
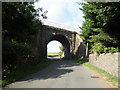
(72, 59, 119, 88)
(72, 58, 87, 64)
(2, 59, 51, 87)
(83, 62, 118, 88)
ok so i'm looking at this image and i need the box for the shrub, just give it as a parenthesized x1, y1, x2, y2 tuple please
(2, 40, 35, 80)
(90, 42, 119, 54)
(90, 42, 105, 54)
(108, 47, 118, 53)
(103, 47, 109, 53)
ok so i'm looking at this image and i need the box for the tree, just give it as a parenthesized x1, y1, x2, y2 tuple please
(59, 45, 64, 58)
(2, 2, 47, 80)
(2, 2, 44, 41)
(80, 2, 120, 54)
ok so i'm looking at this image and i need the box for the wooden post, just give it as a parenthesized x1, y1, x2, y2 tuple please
(86, 42, 89, 59)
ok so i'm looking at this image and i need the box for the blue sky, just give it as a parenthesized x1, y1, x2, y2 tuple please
(34, 0, 85, 53)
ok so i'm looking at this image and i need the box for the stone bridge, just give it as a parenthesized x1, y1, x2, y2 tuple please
(32, 25, 86, 59)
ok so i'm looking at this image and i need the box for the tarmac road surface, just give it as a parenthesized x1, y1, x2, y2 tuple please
(5, 59, 110, 88)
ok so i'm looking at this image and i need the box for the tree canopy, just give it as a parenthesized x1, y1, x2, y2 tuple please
(80, 2, 120, 54)
(2, 2, 43, 41)
(2, 2, 47, 81)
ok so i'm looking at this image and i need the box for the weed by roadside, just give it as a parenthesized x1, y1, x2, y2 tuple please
(2, 59, 51, 87)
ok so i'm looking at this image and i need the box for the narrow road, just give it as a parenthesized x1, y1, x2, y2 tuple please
(5, 59, 110, 88)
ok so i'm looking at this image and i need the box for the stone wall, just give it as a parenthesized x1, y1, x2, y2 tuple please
(89, 53, 120, 77)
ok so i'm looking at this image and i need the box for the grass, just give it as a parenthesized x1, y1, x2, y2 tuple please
(2, 59, 51, 86)
(72, 59, 119, 88)
(72, 58, 87, 64)
(48, 52, 64, 58)
(83, 62, 118, 88)
(48, 52, 59, 55)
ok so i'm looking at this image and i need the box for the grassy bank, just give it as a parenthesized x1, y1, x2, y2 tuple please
(2, 59, 51, 86)
(72, 59, 119, 88)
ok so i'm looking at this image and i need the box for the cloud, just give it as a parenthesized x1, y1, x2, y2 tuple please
(47, 41, 62, 53)
(34, 0, 85, 33)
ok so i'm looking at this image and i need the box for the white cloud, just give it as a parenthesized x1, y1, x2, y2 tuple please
(34, 0, 85, 33)
(47, 40, 62, 53)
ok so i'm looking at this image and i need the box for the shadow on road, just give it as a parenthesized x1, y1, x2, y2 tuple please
(19, 59, 80, 82)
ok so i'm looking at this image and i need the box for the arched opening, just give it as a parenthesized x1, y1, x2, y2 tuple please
(47, 40, 64, 59)
(47, 35, 70, 59)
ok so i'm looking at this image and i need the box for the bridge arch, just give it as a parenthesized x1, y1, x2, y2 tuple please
(47, 34, 71, 58)
(34, 25, 86, 60)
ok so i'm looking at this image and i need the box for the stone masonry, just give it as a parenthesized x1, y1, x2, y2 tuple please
(33, 25, 86, 60)
(89, 53, 120, 77)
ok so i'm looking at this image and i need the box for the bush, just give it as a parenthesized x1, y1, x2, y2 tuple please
(90, 42, 119, 54)
(103, 47, 109, 53)
(2, 40, 35, 80)
(90, 42, 105, 54)
(103, 47, 119, 53)
(108, 47, 118, 53)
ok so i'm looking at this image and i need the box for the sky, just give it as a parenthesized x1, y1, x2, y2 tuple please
(47, 40, 62, 53)
(34, 0, 85, 53)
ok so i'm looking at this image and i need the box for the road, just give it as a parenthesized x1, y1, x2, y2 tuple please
(5, 59, 110, 88)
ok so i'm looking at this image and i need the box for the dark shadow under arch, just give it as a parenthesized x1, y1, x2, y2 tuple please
(47, 35, 70, 58)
